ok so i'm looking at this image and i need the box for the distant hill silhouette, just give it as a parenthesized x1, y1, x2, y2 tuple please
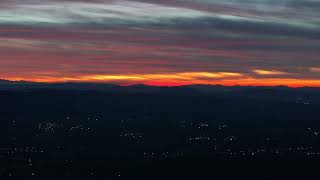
(0, 79, 319, 95)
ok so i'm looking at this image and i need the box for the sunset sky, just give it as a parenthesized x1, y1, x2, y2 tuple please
(0, 0, 320, 87)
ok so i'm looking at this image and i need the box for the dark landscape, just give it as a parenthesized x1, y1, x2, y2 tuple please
(1, 80, 320, 179)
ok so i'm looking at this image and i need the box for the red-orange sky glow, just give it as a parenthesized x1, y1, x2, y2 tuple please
(4, 72, 320, 88)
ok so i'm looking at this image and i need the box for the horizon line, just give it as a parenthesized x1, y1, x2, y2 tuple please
(1, 78, 320, 89)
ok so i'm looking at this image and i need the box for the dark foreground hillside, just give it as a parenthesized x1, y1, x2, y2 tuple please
(1, 85, 320, 179)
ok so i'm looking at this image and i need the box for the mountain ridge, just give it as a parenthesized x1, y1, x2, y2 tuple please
(0, 79, 314, 87)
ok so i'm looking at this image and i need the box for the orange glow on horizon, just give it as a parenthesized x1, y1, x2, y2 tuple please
(3, 72, 320, 88)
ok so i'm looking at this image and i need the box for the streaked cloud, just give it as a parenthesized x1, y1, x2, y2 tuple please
(0, 0, 319, 33)
(0, 1, 211, 25)
(310, 67, 320, 73)
(253, 69, 288, 75)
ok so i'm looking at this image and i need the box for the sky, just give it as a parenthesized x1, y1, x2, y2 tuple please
(0, 0, 320, 87)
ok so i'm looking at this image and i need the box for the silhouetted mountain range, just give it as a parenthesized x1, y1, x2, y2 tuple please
(0, 79, 319, 94)
(1, 79, 320, 104)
